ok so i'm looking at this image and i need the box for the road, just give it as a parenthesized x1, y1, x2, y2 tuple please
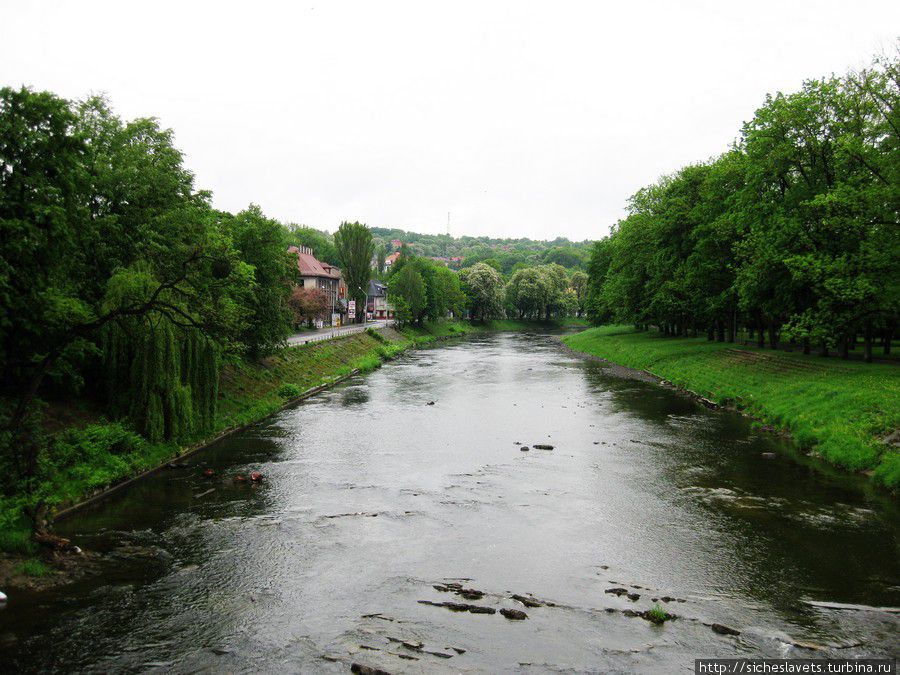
(286, 319, 394, 346)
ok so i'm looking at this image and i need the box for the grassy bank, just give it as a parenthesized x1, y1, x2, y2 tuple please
(563, 325, 900, 490)
(1, 318, 552, 564)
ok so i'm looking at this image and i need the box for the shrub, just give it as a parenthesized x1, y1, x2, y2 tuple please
(277, 382, 302, 399)
(16, 558, 51, 577)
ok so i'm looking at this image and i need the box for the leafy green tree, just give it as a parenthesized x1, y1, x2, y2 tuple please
(459, 262, 505, 321)
(225, 205, 296, 354)
(389, 264, 427, 325)
(334, 221, 374, 324)
(288, 225, 339, 266)
(570, 271, 588, 317)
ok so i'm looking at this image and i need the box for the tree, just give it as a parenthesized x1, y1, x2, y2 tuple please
(570, 271, 588, 316)
(0, 88, 247, 533)
(288, 225, 339, 266)
(459, 263, 505, 321)
(389, 264, 426, 325)
(288, 287, 329, 327)
(334, 221, 374, 324)
(225, 205, 296, 354)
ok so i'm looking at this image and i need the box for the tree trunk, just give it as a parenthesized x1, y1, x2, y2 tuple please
(819, 341, 829, 357)
(885, 324, 894, 356)
(707, 326, 714, 341)
(802, 338, 810, 355)
(716, 320, 725, 342)
(864, 322, 873, 363)
(767, 322, 778, 350)
(757, 322, 765, 349)
(840, 337, 849, 359)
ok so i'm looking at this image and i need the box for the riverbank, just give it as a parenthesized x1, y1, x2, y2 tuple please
(0, 318, 559, 586)
(563, 325, 900, 491)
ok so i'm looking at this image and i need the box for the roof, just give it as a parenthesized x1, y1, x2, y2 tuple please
(385, 252, 401, 265)
(289, 245, 341, 279)
(368, 279, 387, 297)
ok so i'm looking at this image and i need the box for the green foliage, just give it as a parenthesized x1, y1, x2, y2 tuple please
(564, 326, 900, 489)
(334, 221, 374, 323)
(0, 88, 297, 532)
(366, 327, 388, 343)
(369, 227, 590, 272)
(390, 263, 427, 325)
(277, 382, 303, 399)
(459, 263, 505, 321)
(224, 205, 296, 354)
(287, 224, 340, 266)
(16, 558, 51, 577)
(647, 603, 669, 624)
(585, 53, 899, 358)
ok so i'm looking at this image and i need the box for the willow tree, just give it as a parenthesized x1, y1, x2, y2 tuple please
(334, 221, 374, 323)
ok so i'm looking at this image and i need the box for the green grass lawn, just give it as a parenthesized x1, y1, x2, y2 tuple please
(563, 325, 900, 490)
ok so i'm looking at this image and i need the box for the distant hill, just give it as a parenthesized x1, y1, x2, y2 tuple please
(369, 227, 593, 273)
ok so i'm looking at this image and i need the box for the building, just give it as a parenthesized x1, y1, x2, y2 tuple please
(288, 245, 348, 326)
(390, 238, 403, 250)
(366, 279, 394, 320)
(384, 251, 401, 269)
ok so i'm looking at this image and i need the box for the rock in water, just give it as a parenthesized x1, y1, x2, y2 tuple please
(711, 623, 741, 636)
(533, 444, 554, 450)
(351, 664, 393, 675)
(0, 591, 7, 603)
(500, 608, 528, 620)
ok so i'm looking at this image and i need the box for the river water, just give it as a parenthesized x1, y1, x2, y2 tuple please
(2, 332, 898, 673)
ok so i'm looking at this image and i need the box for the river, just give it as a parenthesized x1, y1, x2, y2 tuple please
(1, 331, 898, 673)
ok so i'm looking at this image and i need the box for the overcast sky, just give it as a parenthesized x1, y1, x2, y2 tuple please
(2, 1, 897, 241)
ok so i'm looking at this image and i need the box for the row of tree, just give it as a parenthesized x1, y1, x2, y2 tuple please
(387, 249, 588, 325)
(585, 51, 899, 361)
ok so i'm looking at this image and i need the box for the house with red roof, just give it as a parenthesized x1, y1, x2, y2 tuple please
(288, 245, 348, 326)
(384, 251, 401, 269)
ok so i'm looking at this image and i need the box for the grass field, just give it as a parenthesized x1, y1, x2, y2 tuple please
(563, 325, 900, 490)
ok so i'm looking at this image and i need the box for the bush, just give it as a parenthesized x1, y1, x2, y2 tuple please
(16, 558, 51, 577)
(366, 327, 388, 343)
(277, 382, 303, 399)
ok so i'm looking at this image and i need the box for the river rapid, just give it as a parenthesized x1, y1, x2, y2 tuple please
(1, 331, 898, 673)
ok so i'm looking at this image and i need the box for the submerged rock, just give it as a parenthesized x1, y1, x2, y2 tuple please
(351, 664, 393, 675)
(418, 600, 496, 614)
(641, 609, 676, 624)
(533, 444, 554, 450)
(711, 623, 740, 636)
(511, 594, 542, 608)
(520, 446, 530, 451)
(500, 608, 528, 620)
(605, 587, 629, 596)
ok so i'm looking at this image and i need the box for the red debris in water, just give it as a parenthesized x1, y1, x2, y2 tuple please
(249, 471, 264, 482)
(203, 469, 215, 477)
(234, 474, 247, 483)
